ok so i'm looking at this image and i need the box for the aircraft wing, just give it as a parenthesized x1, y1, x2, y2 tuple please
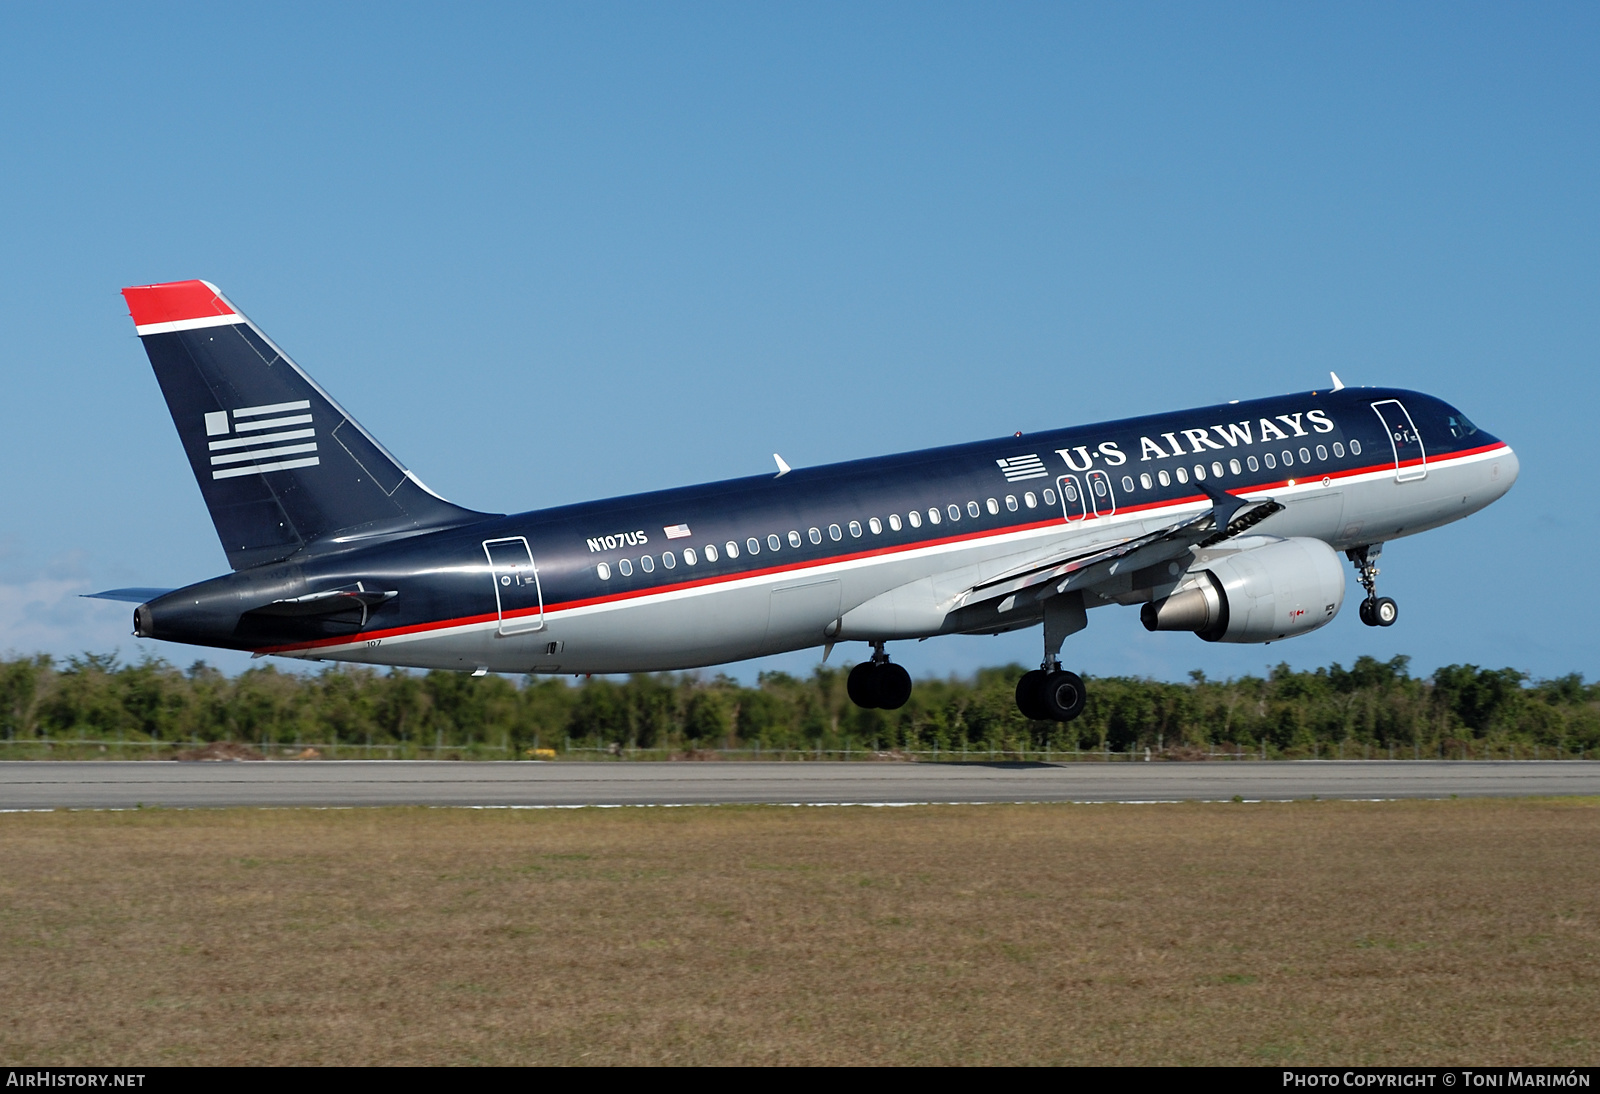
(956, 483, 1282, 610)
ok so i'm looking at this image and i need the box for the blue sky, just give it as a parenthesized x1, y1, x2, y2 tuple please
(1, 3, 1594, 684)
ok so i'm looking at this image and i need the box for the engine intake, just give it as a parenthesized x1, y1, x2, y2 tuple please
(1141, 536, 1345, 644)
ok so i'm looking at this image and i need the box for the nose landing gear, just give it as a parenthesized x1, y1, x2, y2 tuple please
(846, 642, 913, 710)
(1348, 545, 1398, 627)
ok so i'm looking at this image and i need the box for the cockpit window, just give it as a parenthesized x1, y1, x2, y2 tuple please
(1447, 413, 1479, 440)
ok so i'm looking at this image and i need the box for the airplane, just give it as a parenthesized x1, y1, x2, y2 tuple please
(88, 279, 1519, 721)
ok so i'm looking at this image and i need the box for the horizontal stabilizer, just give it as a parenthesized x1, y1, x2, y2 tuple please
(82, 587, 174, 603)
(251, 585, 397, 618)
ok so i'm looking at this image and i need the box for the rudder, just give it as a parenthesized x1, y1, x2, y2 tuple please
(123, 279, 492, 570)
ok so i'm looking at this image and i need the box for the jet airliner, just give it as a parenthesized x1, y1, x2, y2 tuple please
(91, 280, 1518, 720)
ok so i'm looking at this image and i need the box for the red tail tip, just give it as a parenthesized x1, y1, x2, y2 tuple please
(122, 280, 235, 327)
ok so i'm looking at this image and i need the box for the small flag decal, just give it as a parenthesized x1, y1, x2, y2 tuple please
(996, 454, 1048, 482)
(663, 524, 692, 539)
(206, 400, 320, 480)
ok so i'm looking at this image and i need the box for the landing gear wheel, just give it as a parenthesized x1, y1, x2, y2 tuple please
(1042, 670, 1087, 722)
(876, 663, 912, 710)
(1016, 670, 1049, 721)
(1358, 599, 1376, 627)
(1372, 596, 1398, 627)
(847, 662, 880, 709)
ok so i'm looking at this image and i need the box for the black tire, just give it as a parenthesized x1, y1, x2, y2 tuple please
(1015, 669, 1049, 721)
(1373, 596, 1398, 627)
(1042, 669, 1087, 722)
(846, 662, 880, 708)
(1358, 598, 1377, 627)
(877, 663, 912, 710)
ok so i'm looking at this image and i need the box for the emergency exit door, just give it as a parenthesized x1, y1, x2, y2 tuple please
(483, 537, 544, 635)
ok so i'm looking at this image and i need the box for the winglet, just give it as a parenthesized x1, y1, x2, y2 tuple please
(1196, 479, 1249, 531)
(1330, 371, 1345, 391)
(773, 453, 792, 478)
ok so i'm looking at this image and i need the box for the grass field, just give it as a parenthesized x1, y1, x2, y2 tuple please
(2, 799, 1597, 1066)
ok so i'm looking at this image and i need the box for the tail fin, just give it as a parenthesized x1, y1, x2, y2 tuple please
(122, 280, 492, 570)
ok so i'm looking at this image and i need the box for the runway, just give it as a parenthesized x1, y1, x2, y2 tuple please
(2, 759, 1597, 810)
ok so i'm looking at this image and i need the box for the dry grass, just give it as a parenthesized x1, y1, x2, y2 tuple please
(1, 799, 1597, 1066)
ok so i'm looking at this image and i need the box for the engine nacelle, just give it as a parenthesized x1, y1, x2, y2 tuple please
(1140, 536, 1345, 644)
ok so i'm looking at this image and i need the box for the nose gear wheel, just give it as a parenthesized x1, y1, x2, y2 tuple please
(1347, 546, 1398, 628)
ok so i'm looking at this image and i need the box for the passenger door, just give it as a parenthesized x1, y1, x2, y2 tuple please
(1371, 400, 1427, 482)
(483, 537, 544, 635)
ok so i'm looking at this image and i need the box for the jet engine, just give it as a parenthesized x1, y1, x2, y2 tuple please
(1140, 536, 1345, 644)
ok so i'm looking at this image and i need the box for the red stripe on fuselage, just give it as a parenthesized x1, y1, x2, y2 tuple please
(255, 442, 1511, 656)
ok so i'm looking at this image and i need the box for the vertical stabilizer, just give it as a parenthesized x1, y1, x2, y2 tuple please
(122, 280, 492, 570)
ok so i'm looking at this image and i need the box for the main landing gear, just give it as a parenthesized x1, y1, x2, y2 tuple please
(1348, 545, 1398, 628)
(1015, 664, 1086, 722)
(847, 643, 913, 710)
(1015, 590, 1089, 722)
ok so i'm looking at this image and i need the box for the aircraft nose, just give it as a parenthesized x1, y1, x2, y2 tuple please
(1491, 445, 1519, 496)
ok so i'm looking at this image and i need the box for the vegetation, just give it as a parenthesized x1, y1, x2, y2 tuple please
(2, 651, 1597, 758)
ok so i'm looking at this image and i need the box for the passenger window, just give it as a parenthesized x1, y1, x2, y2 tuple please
(725, 541, 739, 559)
(986, 498, 999, 515)
(705, 544, 718, 562)
(1194, 464, 1207, 481)
(1005, 495, 1018, 511)
(1122, 476, 1134, 492)
(1176, 467, 1189, 484)
(1093, 479, 1106, 497)
(808, 527, 822, 544)
(1139, 473, 1152, 490)
(849, 521, 862, 537)
(1315, 445, 1327, 461)
(1024, 492, 1037, 508)
(1211, 461, 1224, 478)
(1281, 450, 1294, 466)
(1351, 439, 1362, 455)
(1299, 447, 1311, 464)
(618, 558, 633, 576)
(684, 548, 698, 565)
(1247, 456, 1259, 472)
(641, 554, 654, 573)
(947, 504, 961, 521)
(597, 562, 611, 580)
(768, 534, 781, 551)
(889, 514, 903, 531)
(1043, 488, 1057, 505)
(1333, 442, 1345, 458)
(1158, 470, 1170, 486)
(829, 524, 842, 540)
(747, 537, 760, 555)
(908, 510, 922, 528)
(662, 552, 677, 569)
(1229, 459, 1241, 475)
(927, 508, 941, 525)
(1264, 452, 1276, 469)
(967, 500, 980, 518)
(869, 517, 883, 534)
(788, 530, 801, 547)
